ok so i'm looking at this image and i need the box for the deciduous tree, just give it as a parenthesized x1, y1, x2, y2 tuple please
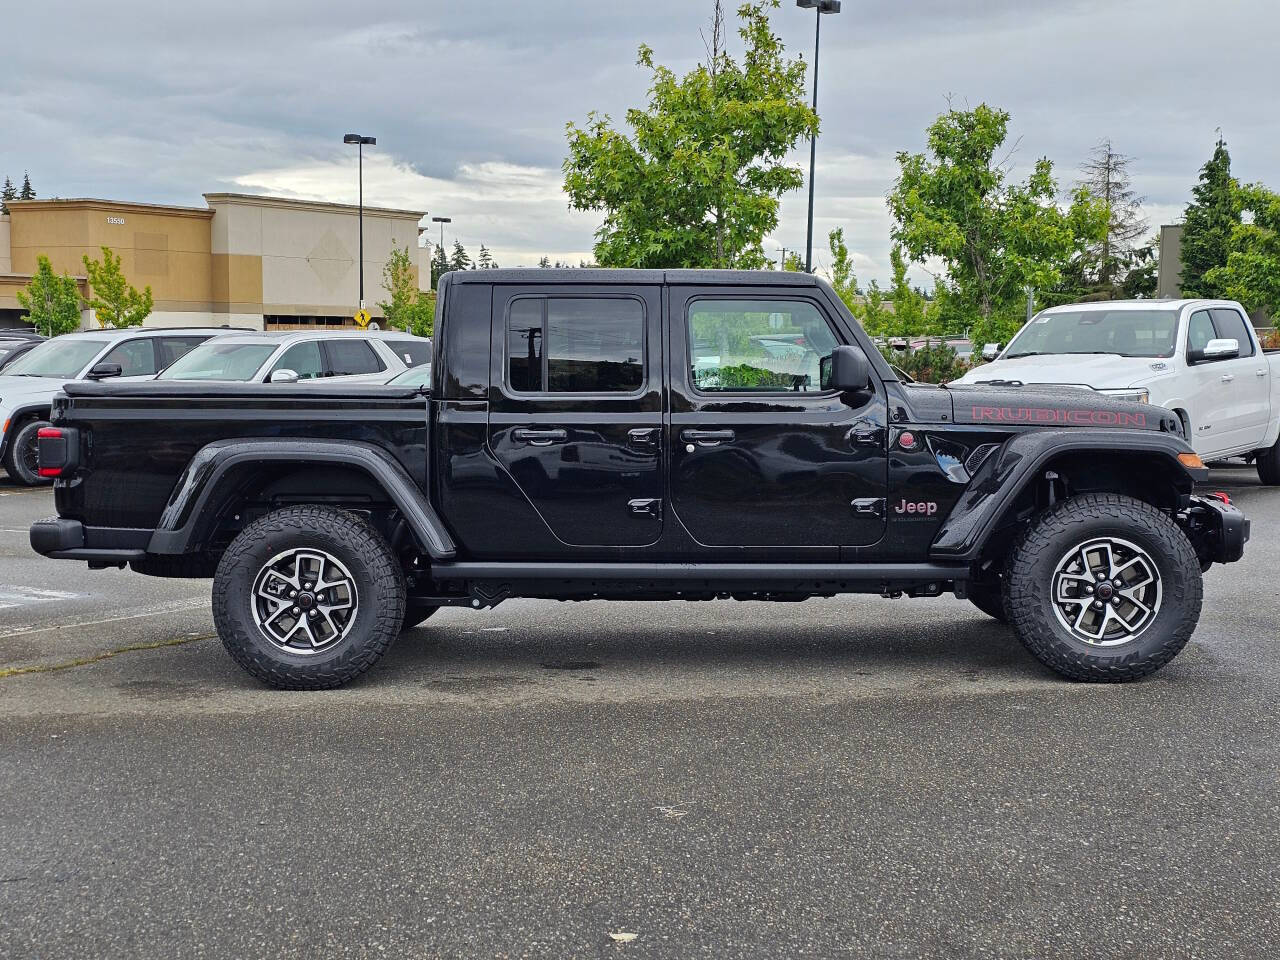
(563, 0, 818, 269)
(887, 103, 1105, 348)
(16, 256, 82, 337)
(1206, 183, 1280, 317)
(81, 246, 153, 328)
(1180, 137, 1240, 298)
(378, 245, 434, 337)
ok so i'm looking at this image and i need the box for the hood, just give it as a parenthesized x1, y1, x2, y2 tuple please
(0, 375, 66, 407)
(953, 353, 1163, 388)
(946, 382, 1181, 433)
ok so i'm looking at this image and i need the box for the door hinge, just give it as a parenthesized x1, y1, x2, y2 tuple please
(851, 497, 885, 518)
(628, 498, 663, 519)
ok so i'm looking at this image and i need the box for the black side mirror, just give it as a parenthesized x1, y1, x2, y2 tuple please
(86, 362, 123, 381)
(822, 344, 874, 392)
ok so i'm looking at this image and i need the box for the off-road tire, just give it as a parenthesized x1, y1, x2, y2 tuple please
(1005, 493, 1202, 682)
(4, 418, 53, 487)
(967, 581, 1008, 623)
(1256, 438, 1280, 485)
(402, 602, 440, 630)
(213, 505, 405, 689)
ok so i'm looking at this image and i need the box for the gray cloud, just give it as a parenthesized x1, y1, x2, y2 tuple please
(1, 0, 1274, 278)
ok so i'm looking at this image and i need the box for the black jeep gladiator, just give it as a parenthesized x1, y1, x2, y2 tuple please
(31, 270, 1248, 689)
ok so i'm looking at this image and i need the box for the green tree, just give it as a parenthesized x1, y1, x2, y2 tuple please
(887, 103, 1106, 348)
(825, 227, 860, 314)
(1180, 137, 1240, 298)
(1, 176, 15, 215)
(448, 240, 473, 272)
(16, 256, 82, 337)
(1077, 139, 1147, 295)
(538, 256, 551, 269)
(18, 171, 34, 200)
(1121, 236, 1159, 299)
(1206, 183, 1280, 317)
(782, 251, 805, 272)
(886, 247, 931, 336)
(430, 243, 449, 289)
(377, 245, 434, 337)
(563, 0, 818, 270)
(476, 244, 497, 270)
(81, 246, 153, 328)
(860, 281, 891, 336)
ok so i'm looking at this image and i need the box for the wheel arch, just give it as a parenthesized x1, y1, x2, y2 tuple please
(147, 438, 456, 561)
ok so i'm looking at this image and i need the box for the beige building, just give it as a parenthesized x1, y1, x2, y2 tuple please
(0, 193, 432, 331)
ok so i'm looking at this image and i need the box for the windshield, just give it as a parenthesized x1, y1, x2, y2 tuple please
(158, 341, 278, 381)
(1005, 309, 1179, 359)
(3, 338, 107, 378)
(389, 363, 432, 387)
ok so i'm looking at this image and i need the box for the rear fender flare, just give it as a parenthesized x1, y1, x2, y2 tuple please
(930, 429, 1199, 564)
(146, 438, 456, 560)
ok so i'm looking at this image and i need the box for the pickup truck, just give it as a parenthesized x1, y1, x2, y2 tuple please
(953, 299, 1280, 482)
(31, 270, 1248, 689)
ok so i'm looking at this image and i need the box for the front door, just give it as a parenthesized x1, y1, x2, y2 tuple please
(666, 289, 889, 554)
(486, 286, 664, 548)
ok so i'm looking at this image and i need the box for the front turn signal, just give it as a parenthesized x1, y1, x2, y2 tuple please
(1178, 452, 1205, 470)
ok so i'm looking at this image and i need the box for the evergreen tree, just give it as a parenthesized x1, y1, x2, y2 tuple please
(448, 240, 472, 272)
(476, 244, 496, 270)
(431, 243, 449, 289)
(1180, 137, 1240, 298)
(1078, 139, 1147, 293)
(1, 176, 15, 215)
(538, 256, 551, 269)
(18, 171, 34, 200)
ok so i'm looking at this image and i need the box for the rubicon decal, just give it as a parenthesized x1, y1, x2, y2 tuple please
(970, 406, 1147, 427)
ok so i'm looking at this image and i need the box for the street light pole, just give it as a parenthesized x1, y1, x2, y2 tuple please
(344, 133, 376, 310)
(796, 1, 840, 274)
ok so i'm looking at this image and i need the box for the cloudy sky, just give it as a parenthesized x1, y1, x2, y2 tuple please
(1, 0, 1275, 285)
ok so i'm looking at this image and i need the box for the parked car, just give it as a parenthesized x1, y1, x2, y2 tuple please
(0, 327, 236, 485)
(954, 299, 1280, 482)
(386, 362, 431, 387)
(0, 333, 47, 371)
(31, 269, 1246, 690)
(156, 330, 430, 385)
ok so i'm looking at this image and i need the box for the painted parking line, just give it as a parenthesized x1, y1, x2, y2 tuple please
(0, 597, 208, 639)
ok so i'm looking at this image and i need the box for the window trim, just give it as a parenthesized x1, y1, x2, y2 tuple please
(684, 294, 846, 398)
(501, 293, 649, 399)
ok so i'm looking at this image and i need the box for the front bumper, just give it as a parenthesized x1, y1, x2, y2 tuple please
(1183, 495, 1249, 565)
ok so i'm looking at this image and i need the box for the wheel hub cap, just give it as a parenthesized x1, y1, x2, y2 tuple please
(1050, 536, 1161, 646)
(251, 548, 358, 654)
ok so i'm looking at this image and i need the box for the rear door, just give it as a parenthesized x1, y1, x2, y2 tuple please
(666, 287, 889, 555)
(486, 286, 664, 547)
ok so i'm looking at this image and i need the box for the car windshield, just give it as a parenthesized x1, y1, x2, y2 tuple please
(388, 363, 432, 387)
(1005, 309, 1179, 359)
(158, 341, 278, 381)
(3, 338, 108, 378)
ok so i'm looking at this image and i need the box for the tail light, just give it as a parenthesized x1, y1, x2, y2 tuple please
(1209, 491, 1231, 506)
(37, 426, 78, 478)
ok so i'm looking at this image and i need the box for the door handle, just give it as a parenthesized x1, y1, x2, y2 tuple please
(1258, 370, 1268, 377)
(512, 428, 568, 445)
(627, 427, 659, 449)
(681, 429, 735, 446)
(1221, 374, 1234, 383)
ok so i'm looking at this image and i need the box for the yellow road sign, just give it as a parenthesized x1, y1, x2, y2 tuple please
(354, 309, 371, 328)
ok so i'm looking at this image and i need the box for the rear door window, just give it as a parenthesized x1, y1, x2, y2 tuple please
(385, 338, 432, 367)
(155, 335, 212, 370)
(1210, 308, 1255, 357)
(505, 297, 645, 393)
(324, 339, 386, 376)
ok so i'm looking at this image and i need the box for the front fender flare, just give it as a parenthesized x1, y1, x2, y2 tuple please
(146, 438, 456, 560)
(930, 429, 1200, 563)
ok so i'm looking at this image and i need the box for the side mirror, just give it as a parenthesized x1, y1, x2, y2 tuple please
(269, 368, 299, 384)
(86, 362, 123, 381)
(981, 343, 1001, 361)
(822, 344, 874, 393)
(1188, 338, 1239, 364)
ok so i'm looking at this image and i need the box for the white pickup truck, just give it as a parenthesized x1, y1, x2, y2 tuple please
(953, 299, 1280, 483)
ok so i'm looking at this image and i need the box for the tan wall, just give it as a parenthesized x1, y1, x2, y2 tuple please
(6, 199, 215, 314)
(0, 214, 11, 274)
(205, 194, 424, 319)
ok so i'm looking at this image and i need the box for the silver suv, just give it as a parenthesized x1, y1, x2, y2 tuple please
(157, 330, 432, 385)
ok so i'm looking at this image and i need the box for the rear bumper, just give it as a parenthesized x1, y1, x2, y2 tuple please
(1184, 495, 1249, 565)
(30, 517, 148, 564)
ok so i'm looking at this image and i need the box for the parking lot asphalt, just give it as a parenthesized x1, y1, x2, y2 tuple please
(1, 467, 1277, 959)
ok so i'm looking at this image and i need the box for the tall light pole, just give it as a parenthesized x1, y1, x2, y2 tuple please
(431, 216, 451, 286)
(796, 0, 840, 274)
(343, 133, 376, 309)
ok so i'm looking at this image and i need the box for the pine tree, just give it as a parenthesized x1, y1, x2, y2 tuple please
(448, 240, 472, 272)
(538, 256, 551, 269)
(431, 243, 449, 289)
(18, 171, 34, 200)
(1079, 139, 1147, 293)
(1, 176, 15, 215)
(476, 244, 495, 270)
(1180, 137, 1239, 298)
